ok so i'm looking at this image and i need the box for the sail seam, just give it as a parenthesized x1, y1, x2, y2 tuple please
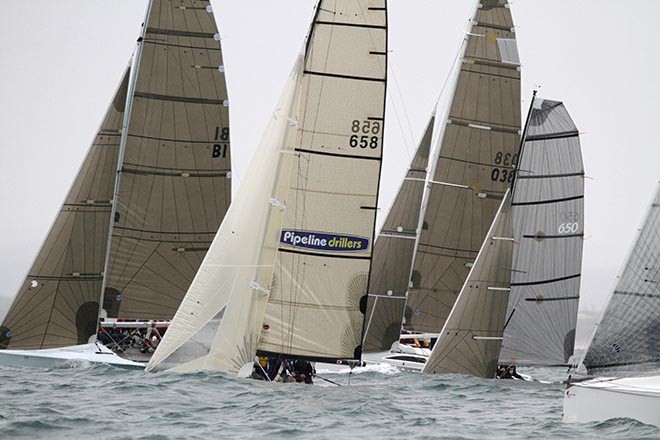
(145, 27, 216, 39)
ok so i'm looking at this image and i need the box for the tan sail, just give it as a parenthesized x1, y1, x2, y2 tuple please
(363, 114, 434, 352)
(406, 0, 521, 334)
(423, 190, 513, 378)
(103, 0, 231, 319)
(0, 68, 129, 349)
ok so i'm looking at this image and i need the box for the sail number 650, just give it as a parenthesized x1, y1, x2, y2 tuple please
(350, 119, 380, 149)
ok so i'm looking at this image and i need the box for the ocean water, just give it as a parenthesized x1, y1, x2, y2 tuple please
(1, 363, 659, 439)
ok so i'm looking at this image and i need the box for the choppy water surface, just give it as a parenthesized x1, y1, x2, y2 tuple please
(1, 363, 659, 439)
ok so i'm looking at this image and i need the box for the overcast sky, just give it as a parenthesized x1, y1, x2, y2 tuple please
(0, 1, 658, 346)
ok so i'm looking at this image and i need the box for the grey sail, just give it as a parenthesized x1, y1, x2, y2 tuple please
(422, 190, 513, 378)
(582, 181, 660, 374)
(499, 98, 585, 366)
(405, 0, 521, 334)
(256, 0, 388, 363)
(362, 114, 434, 352)
(103, 0, 231, 320)
(0, 68, 130, 349)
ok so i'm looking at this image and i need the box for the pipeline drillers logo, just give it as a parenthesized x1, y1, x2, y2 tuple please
(280, 230, 369, 252)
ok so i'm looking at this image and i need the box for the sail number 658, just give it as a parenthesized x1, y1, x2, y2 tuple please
(350, 120, 380, 149)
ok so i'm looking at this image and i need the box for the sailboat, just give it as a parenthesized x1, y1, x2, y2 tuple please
(0, 0, 231, 368)
(147, 0, 388, 377)
(499, 97, 585, 367)
(361, 113, 434, 363)
(564, 180, 660, 426)
(403, 0, 522, 340)
(357, 0, 521, 371)
(422, 95, 584, 378)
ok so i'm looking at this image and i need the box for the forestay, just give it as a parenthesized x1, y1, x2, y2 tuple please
(0, 68, 129, 350)
(256, 0, 388, 363)
(423, 190, 513, 378)
(582, 181, 660, 373)
(103, 0, 231, 320)
(405, 0, 521, 334)
(362, 114, 434, 353)
(499, 98, 584, 366)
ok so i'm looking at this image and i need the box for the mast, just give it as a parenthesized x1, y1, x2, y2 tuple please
(97, 2, 153, 323)
(510, 90, 537, 201)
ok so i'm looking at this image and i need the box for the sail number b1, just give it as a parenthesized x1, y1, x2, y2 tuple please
(349, 119, 380, 149)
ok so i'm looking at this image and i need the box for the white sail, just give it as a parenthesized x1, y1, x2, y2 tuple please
(147, 59, 304, 373)
(422, 190, 513, 378)
(256, 0, 388, 363)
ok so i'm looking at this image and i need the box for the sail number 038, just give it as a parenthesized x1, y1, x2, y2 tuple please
(491, 151, 518, 183)
(350, 120, 380, 149)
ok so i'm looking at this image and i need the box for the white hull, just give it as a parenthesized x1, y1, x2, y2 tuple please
(319, 350, 427, 373)
(0, 343, 145, 370)
(563, 376, 660, 427)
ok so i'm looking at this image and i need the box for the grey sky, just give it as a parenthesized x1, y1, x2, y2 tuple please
(0, 1, 658, 347)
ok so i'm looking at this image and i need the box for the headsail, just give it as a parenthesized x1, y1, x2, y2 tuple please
(0, 67, 129, 349)
(499, 98, 584, 366)
(581, 181, 660, 374)
(422, 190, 514, 378)
(405, 0, 521, 334)
(147, 60, 303, 373)
(103, 0, 231, 320)
(255, 0, 389, 363)
(362, 114, 434, 352)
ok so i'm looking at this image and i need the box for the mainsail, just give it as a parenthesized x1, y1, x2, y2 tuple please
(581, 181, 660, 373)
(102, 0, 231, 320)
(149, 0, 388, 372)
(499, 98, 584, 366)
(0, 69, 129, 350)
(0, 0, 231, 350)
(362, 114, 434, 352)
(256, 0, 388, 363)
(422, 190, 513, 378)
(404, 0, 521, 334)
